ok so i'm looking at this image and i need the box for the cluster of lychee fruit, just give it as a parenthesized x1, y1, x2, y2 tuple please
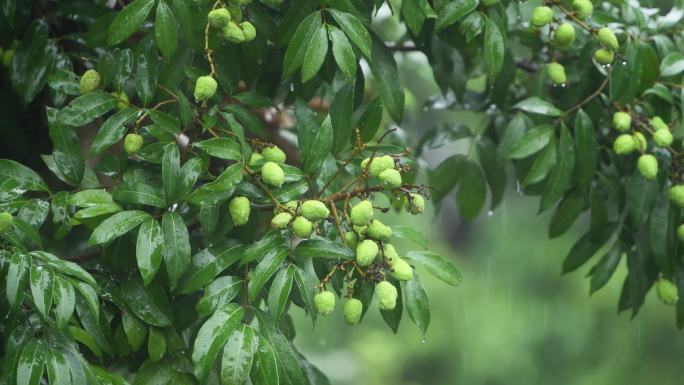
(612, 112, 672, 181)
(207, 6, 256, 44)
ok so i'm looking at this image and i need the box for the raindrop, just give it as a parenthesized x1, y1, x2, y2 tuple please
(560, 83, 567, 88)
(289, 83, 294, 91)
(421, 338, 427, 343)
(515, 180, 522, 194)
(487, 210, 494, 217)
(621, 60, 628, 65)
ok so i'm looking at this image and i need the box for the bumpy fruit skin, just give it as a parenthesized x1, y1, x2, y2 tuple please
(111, 91, 130, 111)
(229, 196, 250, 226)
(222, 22, 245, 43)
(0, 212, 13, 234)
(598, 27, 619, 50)
(637, 154, 658, 180)
(248, 152, 263, 166)
(612, 112, 631, 132)
(261, 161, 285, 187)
(531, 6, 554, 27)
(653, 129, 673, 148)
(367, 220, 392, 241)
(1, 49, 13, 67)
(594, 48, 614, 65)
(554, 23, 576, 45)
(124, 134, 144, 155)
(613, 134, 636, 155)
(350, 200, 373, 226)
(208, 8, 231, 28)
(379, 168, 402, 190)
(650, 116, 669, 132)
(391, 258, 414, 281)
(344, 231, 358, 249)
(353, 225, 367, 236)
(633, 132, 647, 151)
(546, 63, 567, 85)
(301, 200, 329, 221)
(669, 185, 684, 208)
(271, 212, 293, 229)
(367, 155, 395, 177)
(656, 279, 679, 306)
(262, 146, 286, 163)
(240, 22, 257, 42)
(284, 200, 299, 212)
(292, 216, 313, 237)
(356, 239, 379, 266)
(194, 76, 217, 101)
(314, 291, 335, 315)
(343, 298, 363, 325)
(677, 224, 684, 243)
(79, 69, 101, 95)
(572, 0, 593, 19)
(376, 281, 398, 311)
(383, 244, 399, 260)
(409, 194, 425, 215)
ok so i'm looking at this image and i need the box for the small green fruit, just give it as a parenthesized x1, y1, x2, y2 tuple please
(613, 134, 636, 155)
(0, 212, 13, 234)
(546, 62, 567, 85)
(301, 200, 329, 221)
(194, 75, 217, 101)
(383, 244, 399, 260)
(229, 196, 250, 226)
(79, 69, 101, 95)
(634, 132, 647, 151)
(271, 212, 293, 229)
(375, 281, 398, 311)
(356, 239, 379, 267)
(284, 200, 299, 212)
(343, 298, 363, 325)
(222, 22, 245, 43)
(350, 200, 373, 226)
(314, 291, 335, 315)
(248, 152, 263, 166)
(650, 116, 669, 132)
(409, 194, 425, 215)
(367, 220, 392, 241)
(1, 49, 14, 67)
(366, 155, 395, 177)
(669, 185, 684, 208)
(656, 278, 678, 306)
(677, 224, 684, 243)
(261, 161, 285, 187)
(391, 257, 413, 281)
(110, 91, 130, 111)
(292, 216, 313, 237)
(124, 134, 144, 155)
(637, 154, 658, 180)
(594, 48, 614, 65)
(572, 0, 593, 19)
(554, 23, 576, 45)
(531, 6, 554, 27)
(612, 112, 631, 132)
(379, 169, 402, 190)
(262, 146, 286, 163)
(344, 231, 358, 249)
(653, 129, 673, 148)
(597, 27, 619, 50)
(208, 8, 231, 28)
(240, 22, 257, 42)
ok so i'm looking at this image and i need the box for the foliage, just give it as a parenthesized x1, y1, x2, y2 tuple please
(0, 0, 683, 383)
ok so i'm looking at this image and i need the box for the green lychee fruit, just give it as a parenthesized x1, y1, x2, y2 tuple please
(79, 69, 101, 95)
(409, 194, 425, 215)
(261, 161, 285, 187)
(249, 152, 263, 166)
(594, 48, 614, 65)
(598, 27, 619, 50)
(656, 278, 678, 306)
(677, 224, 684, 243)
(383, 244, 399, 260)
(391, 257, 414, 281)
(367, 220, 392, 241)
(613, 134, 636, 155)
(366, 155, 395, 177)
(262, 146, 286, 163)
(531, 6, 554, 27)
(284, 200, 299, 212)
(353, 225, 367, 237)
(637, 154, 658, 180)
(292, 216, 313, 237)
(208, 8, 231, 28)
(554, 23, 576, 45)
(546, 62, 567, 85)
(271, 212, 293, 229)
(344, 231, 358, 249)
(229, 196, 250, 226)
(633, 132, 647, 151)
(650, 116, 669, 132)
(350, 200, 373, 226)
(301, 200, 329, 221)
(653, 129, 673, 148)
(612, 112, 631, 132)
(1, 49, 14, 67)
(356, 239, 379, 267)
(343, 298, 363, 325)
(124, 134, 144, 155)
(222, 22, 246, 43)
(314, 291, 335, 315)
(669, 185, 684, 208)
(240, 22, 257, 42)
(379, 169, 402, 190)
(194, 75, 217, 101)
(375, 281, 398, 311)
(110, 91, 130, 111)
(0, 212, 13, 234)
(572, 0, 593, 19)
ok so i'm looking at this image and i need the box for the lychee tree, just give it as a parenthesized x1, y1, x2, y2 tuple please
(0, 0, 683, 384)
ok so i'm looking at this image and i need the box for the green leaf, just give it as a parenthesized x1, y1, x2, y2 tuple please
(197, 276, 243, 317)
(240, 229, 286, 266)
(401, 273, 429, 336)
(650, 192, 672, 275)
(589, 242, 622, 294)
(161, 212, 191, 290)
(301, 115, 333, 176)
(90, 108, 138, 155)
(147, 327, 166, 362)
(404, 251, 462, 286)
(540, 124, 575, 211)
(357, 97, 383, 142)
(46, 349, 71, 385)
(17, 340, 45, 385)
(456, 160, 486, 220)
(136, 40, 159, 106)
(221, 325, 259, 385)
(108, 0, 156, 46)
(294, 239, 354, 260)
(48, 106, 84, 187)
(391, 225, 428, 249)
(522, 137, 556, 187)
(248, 249, 288, 301)
(6, 252, 29, 309)
(148, 109, 181, 134)
(429, 154, 467, 204)
(122, 279, 173, 327)
(10, 21, 55, 103)
(562, 228, 614, 274)
(31, 251, 98, 287)
(477, 138, 507, 209)
(249, 337, 280, 385)
(330, 83, 355, 154)
(368, 34, 404, 122)
(53, 277, 76, 329)
(178, 157, 203, 199)
(507, 124, 554, 159)
(0, 159, 49, 192)
(268, 265, 295, 321)
(88, 210, 150, 246)
(136, 218, 164, 285)
(122, 310, 148, 351)
(187, 163, 244, 205)
(112, 183, 168, 208)
(59, 92, 118, 127)
(69, 189, 113, 207)
(194, 138, 242, 160)
(435, 0, 477, 31)
(179, 244, 244, 294)
(380, 278, 403, 333)
(283, 11, 322, 78)
(626, 172, 660, 225)
(192, 306, 244, 382)
(29, 263, 54, 319)
(155, 0, 178, 58)
(660, 52, 684, 77)
(301, 25, 329, 82)
(329, 9, 371, 57)
(328, 25, 357, 81)
(293, 267, 318, 325)
(548, 193, 585, 238)
(483, 16, 504, 78)
(573, 110, 597, 191)
(513, 97, 563, 117)
(162, 143, 181, 203)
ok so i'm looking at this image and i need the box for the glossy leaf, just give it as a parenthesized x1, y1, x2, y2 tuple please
(108, 0, 156, 46)
(192, 306, 244, 381)
(404, 251, 462, 286)
(161, 212, 191, 290)
(136, 218, 164, 285)
(88, 210, 150, 246)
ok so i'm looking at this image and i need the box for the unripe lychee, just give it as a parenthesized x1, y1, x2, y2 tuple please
(1, 49, 14, 67)
(284, 200, 299, 212)
(546, 63, 567, 85)
(613, 134, 636, 155)
(350, 200, 373, 226)
(249, 153, 263, 166)
(612, 112, 631, 132)
(598, 27, 619, 50)
(594, 48, 614, 65)
(222, 22, 245, 43)
(124, 134, 144, 155)
(391, 257, 414, 281)
(262, 146, 286, 163)
(240, 22, 257, 42)
(650, 116, 669, 132)
(301, 200, 330, 221)
(383, 244, 399, 260)
(366, 155, 395, 177)
(637, 154, 658, 180)
(409, 194, 425, 215)
(669, 185, 684, 208)
(656, 278, 678, 306)
(554, 23, 576, 46)
(356, 239, 379, 267)
(343, 298, 363, 325)
(314, 291, 335, 315)
(572, 0, 593, 19)
(677, 224, 684, 243)
(353, 225, 367, 237)
(292, 216, 313, 237)
(633, 132, 647, 152)
(0, 212, 13, 234)
(271, 212, 293, 229)
(261, 161, 285, 187)
(79, 69, 101, 95)
(531, 6, 554, 27)
(110, 91, 130, 111)
(367, 220, 392, 241)
(379, 169, 402, 190)
(229, 196, 250, 226)
(375, 281, 398, 311)
(208, 8, 231, 28)
(344, 231, 358, 249)
(194, 75, 217, 101)
(653, 129, 673, 148)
